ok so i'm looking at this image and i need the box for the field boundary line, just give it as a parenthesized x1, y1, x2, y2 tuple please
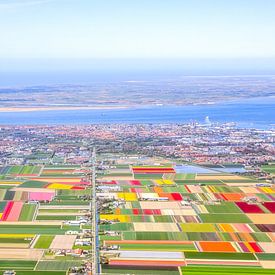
(30, 234, 40, 248)
(33, 203, 39, 221)
(34, 254, 42, 270)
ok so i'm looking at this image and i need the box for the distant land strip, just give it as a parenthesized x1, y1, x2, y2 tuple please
(0, 106, 129, 112)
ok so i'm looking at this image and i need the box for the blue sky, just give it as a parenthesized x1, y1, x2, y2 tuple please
(0, 0, 275, 60)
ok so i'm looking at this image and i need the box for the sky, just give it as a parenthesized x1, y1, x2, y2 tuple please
(0, 0, 275, 74)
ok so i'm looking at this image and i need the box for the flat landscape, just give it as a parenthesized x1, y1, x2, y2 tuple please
(1, 1, 275, 275)
(0, 161, 274, 274)
(0, 164, 91, 274)
(1, 76, 275, 110)
(98, 162, 275, 274)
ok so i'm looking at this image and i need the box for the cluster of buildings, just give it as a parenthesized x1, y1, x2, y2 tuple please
(0, 123, 274, 167)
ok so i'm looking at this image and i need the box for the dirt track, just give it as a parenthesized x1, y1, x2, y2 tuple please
(0, 248, 43, 259)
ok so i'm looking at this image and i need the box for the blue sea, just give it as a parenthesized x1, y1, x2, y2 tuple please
(0, 97, 274, 128)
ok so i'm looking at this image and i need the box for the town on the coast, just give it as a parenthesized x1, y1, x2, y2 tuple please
(0, 124, 274, 274)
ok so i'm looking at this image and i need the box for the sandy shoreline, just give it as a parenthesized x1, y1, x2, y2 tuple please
(0, 106, 129, 112)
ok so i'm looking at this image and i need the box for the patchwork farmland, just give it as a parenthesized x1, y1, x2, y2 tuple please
(0, 161, 274, 274)
(98, 163, 275, 274)
(0, 164, 91, 274)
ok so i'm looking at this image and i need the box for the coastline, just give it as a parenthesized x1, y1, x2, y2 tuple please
(0, 106, 129, 112)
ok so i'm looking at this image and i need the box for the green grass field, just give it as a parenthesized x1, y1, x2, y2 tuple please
(199, 213, 251, 223)
(34, 235, 54, 249)
(256, 253, 275, 260)
(134, 174, 164, 179)
(3, 165, 41, 175)
(0, 260, 36, 270)
(174, 174, 196, 180)
(20, 180, 47, 188)
(7, 166, 23, 174)
(0, 225, 66, 234)
(36, 260, 82, 271)
(184, 252, 256, 260)
(19, 204, 37, 221)
(36, 215, 76, 221)
(38, 209, 81, 213)
(0, 237, 31, 243)
(205, 202, 242, 214)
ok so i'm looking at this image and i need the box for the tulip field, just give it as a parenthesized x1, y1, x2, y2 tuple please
(0, 161, 274, 274)
(99, 163, 275, 274)
(0, 164, 90, 274)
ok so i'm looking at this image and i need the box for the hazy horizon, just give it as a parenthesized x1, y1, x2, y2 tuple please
(0, 58, 274, 87)
(1, 0, 275, 85)
(1, 0, 275, 61)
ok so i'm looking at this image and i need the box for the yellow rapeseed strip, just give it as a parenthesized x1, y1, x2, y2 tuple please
(260, 187, 275, 194)
(47, 183, 73, 189)
(162, 179, 173, 185)
(0, 234, 35, 238)
(155, 179, 164, 185)
(155, 179, 173, 185)
(117, 193, 137, 201)
(100, 214, 130, 222)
